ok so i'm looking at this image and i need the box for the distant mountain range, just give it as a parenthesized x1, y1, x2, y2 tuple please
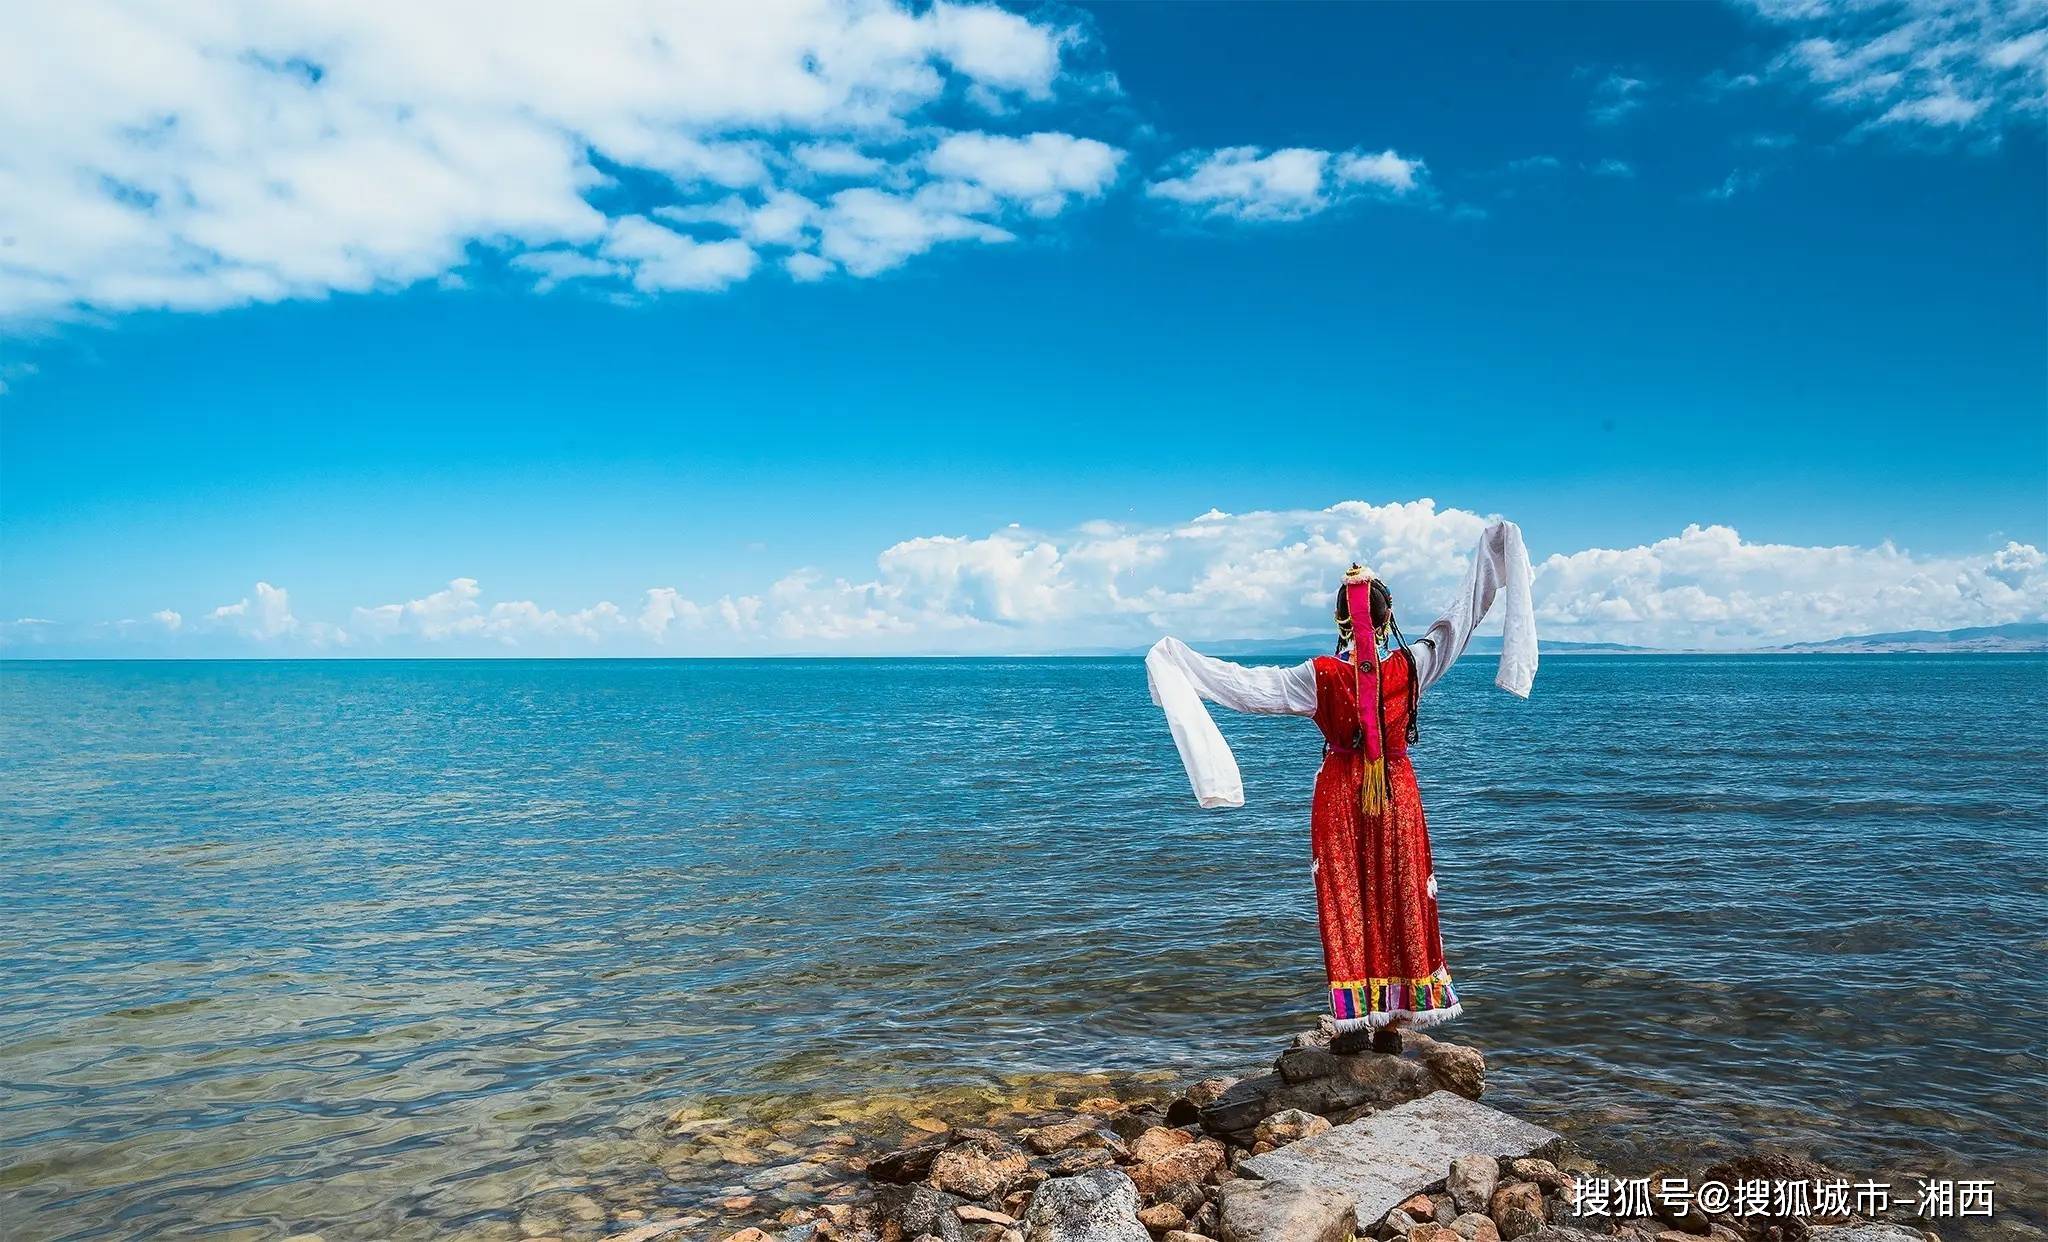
(1145, 622, 2048, 659)
(1761, 622, 2048, 654)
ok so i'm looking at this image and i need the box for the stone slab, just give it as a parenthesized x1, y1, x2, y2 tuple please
(1235, 1090, 1560, 1228)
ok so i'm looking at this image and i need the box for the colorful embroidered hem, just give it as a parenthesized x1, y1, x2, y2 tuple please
(1330, 969, 1459, 1022)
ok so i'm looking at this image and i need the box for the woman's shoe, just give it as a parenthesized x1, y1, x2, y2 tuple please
(1329, 1028, 1373, 1055)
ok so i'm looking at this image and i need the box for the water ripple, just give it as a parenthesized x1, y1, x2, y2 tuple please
(1, 655, 2044, 1239)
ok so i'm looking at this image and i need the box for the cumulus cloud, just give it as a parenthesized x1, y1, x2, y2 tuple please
(346, 578, 778, 646)
(1146, 145, 1427, 221)
(0, 0, 1122, 320)
(123, 503, 2048, 655)
(1535, 525, 2048, 647)
(1740, 0, 2048, 136)
(925, 131, 1124, 216)
(207, 581, 344, 644)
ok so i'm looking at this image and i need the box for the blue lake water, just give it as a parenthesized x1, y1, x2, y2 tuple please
(1, 655, 2044, 1240)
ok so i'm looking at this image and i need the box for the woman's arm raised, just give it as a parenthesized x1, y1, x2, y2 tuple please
(1145, 637, 1317, 809)
(1407, 519, 1539, 698)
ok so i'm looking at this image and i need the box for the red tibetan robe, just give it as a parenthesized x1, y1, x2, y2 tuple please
(1309, 648, 1460, 1031)
(1144, 521, 1539, 1034)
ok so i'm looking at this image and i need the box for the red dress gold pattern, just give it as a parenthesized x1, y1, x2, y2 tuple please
(1309, 648, 1461, 1030)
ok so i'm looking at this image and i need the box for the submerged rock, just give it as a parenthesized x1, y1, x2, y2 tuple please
(1215, 1179, 1356, 1242)
(1018, 1169, 1149, 1242)
(868, 1139, 948, 1185)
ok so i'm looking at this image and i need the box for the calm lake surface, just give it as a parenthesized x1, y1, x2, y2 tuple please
(2, 656, 2044, 1240)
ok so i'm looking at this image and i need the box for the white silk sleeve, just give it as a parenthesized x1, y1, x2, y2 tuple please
(1145, 637, 1317, 810)
(1408, 519, 1540, 699)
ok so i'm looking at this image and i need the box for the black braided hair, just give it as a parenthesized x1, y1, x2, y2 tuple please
(1333, 578, 1421, 744)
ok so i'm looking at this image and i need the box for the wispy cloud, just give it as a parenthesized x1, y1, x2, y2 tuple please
(1145, 146, 1427, 221)
(1740, 0, 2048, 138)
(1707, 168, 1764, 200)
(1588, 72, 1651, 125)
(29, 502, 2042, 656)
(0, 2, 1123, 322)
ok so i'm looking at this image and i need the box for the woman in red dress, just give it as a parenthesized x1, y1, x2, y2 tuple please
(1146, 520, 1537, 1051)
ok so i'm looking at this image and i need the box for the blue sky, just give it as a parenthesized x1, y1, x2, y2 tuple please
(1, 0, 2043, 655)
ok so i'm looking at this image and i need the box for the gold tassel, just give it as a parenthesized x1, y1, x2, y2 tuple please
(1360, 757, 1387, 816)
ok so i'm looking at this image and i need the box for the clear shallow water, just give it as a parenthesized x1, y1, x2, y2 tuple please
(1, 656, 2044, 1240)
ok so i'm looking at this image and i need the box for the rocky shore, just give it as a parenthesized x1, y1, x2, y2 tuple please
(552, 1026, 1948, 1242)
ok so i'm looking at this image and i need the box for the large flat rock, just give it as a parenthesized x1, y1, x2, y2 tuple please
(1236, 1090, 1559, 1227)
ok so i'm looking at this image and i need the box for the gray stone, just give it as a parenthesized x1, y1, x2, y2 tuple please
(1405, 1033, 1488, 1100)
(880, 1183, 965, 1242)
(1516, 1230, 1610, 1242)
(1200, 1053, 1441, 1139)
(1805, 1227, 1927, 1242)
(1252, 1108, 1331, 1148)
(1489, 1182, 1546, 1240)
(1508, 1159, 1564, 1189)
(1236, 1092, 1561, 1229)
(1447, 1155, 1500, 1215)
(1216, 1179, 1357, 1242)
(1019, 1169, 1149, 1242)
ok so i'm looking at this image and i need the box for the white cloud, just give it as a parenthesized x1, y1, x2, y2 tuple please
(151, 608, 182, 631)
(146, 504, 2048, 655)
(1744, 0, 2048, 136)
(509, 249, 620, 293)
(1591, 158, 1636, 178)
(350, 577, 634, 645)
(1332, 148, 1424, 193)
(599, 216, 757, 293)
(1707, 168, 1763, 200)
(1589, 73, 1649, 125)
(1146, 145, 1427, 222)
(812, 185, 1012, 277)
(0, 1, 1119, 321)
(208, 581, 343, 644)
(785, 252, 836, 282)
(925, 131, 1123, 216)
(792, 142, 887, 178)
(1535, 524, 2048, 648)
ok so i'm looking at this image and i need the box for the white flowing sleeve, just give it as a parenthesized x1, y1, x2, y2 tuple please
(1407, 519, 1540, 699)
(1145, 637, 1317, 810)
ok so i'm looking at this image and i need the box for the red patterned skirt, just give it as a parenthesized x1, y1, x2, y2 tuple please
(1309, 748, 1460, 1031)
